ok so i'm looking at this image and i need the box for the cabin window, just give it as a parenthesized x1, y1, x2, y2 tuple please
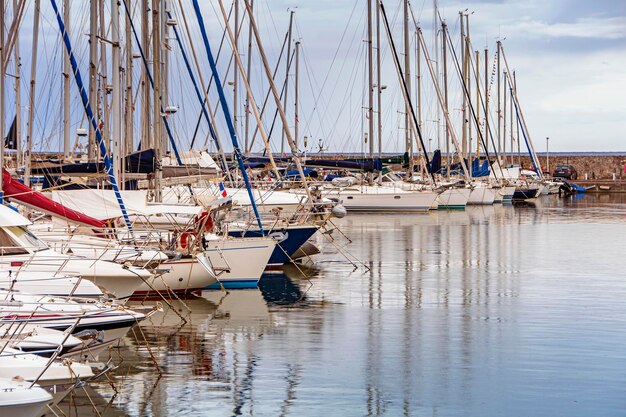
(394, 196, 401, 199)
(0, 229, 29, 255)
(346, 196, 354, 200)
(6, 227, 48, 252)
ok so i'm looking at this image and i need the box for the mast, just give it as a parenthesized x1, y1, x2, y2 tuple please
(380, 2, 434, 183)
(88, 0, 98, 161)
(233, 0, 239, 143)
(51, 0, 135, 236)
(162, 0, 170, 152)
(433, 0, 440, 150)
(514, 71, 520, 165)
(13, 0, 21, 165)
(152, 0, 162, 200)
(243, 0, 254, 154)
(215, 0, 280, 179)
(376, 0, 382, 160)
(294, 40, 300, 149)
(112, 0, 122, 183)
(281, 10, 294, 156)
(475, 49, 480, 158)
(191, 0, 265, 232)
(497, 40, 501, 163)
(503, 69, 507, 167)
(403, 0, 411, 175)
(99, 0, 109, 147)
(124, 0, 134, 161)
(62, 0, 70, 159)
(460, 12, 466, 160)
(25, 0, 39, 188)
(240, 0, 313, 200)
(484, 47, 489, 157)
(415, 26, 470, 181)
(465, 14, 472, 174)
(141, 0, 150, 149)
(367, 0, 374, 179)
(442, 21, 449, 180)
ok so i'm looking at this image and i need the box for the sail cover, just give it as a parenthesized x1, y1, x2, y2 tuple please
(2, 169, 107, 228)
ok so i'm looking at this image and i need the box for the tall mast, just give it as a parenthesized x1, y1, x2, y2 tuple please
(475, 49, 480, 158)
(465, 14, 472, 173)
(141, 0, 150, 149)
(442, 21, 449, 180)
(503, 69, 507, 167)
(112, 0, 122, 183)
(241, 0, 313, 200)
(243, 0, 254, 154)
(162, 0, 170, 152)
(25, 0, 40, 188)
(233, 0, 239, 143)
(484, 47, 488, 157)
(514, 71, 520, 164)
(376, 0, 382, 160)
(403, 0, 411, 175)
(294, 40, 300, 149)
(367, 0, 374, 176)
(415, 26, 470, 180)
(152, 0, 162, 200)
(13, 0, 21, 166)
(99, 0, 109, 148)
(124, 0, 134, 159)
(416, 30, 421, 150)
(497, 40, 501, 163)
(281, 10, 294, 156)
(433, 0, 440, 150)
(88, 0, 97, 161)
(62, 0, 70, 159)
(459, 12, 466, 160)
(215, 0, 280, 179)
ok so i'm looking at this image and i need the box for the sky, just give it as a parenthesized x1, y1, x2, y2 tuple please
(4, 0, 626, 155)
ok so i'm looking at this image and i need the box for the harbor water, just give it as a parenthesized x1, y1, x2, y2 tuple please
(64, 193, 626, 416)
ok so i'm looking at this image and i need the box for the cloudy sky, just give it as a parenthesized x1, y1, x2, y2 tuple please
(6, 0, 626, 154)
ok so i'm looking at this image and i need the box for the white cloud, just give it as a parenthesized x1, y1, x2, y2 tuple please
(510, 16, 626, 40)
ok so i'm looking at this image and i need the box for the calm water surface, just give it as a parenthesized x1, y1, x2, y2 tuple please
(62, 194, 626, 416)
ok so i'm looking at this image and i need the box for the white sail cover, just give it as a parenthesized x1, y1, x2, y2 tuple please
(48, 189, 203, 220)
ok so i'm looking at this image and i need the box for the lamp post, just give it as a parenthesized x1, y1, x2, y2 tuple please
(546, 137, 550, 176)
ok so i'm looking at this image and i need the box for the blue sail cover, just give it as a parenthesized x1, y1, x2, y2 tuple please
(471, 159, 491, 177)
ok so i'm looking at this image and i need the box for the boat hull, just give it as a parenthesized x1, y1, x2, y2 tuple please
(228, 224, 318, 265)
(204, 237, 276, 289)
(468, 186, 497, 205)
(435, 188, 471, 209)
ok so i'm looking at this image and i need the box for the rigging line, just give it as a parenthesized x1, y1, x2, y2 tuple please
(309, 5, 367, 142)
(192, 0, 264, 234)
(120, 0, 184, 167)
(245, 28, 289, 153)
(261, 49, 295, 151)
(446, 29, 499, 168)
(167, 10, 222, 159)
(301, 0, 360, 137)
(379, 1, 434, 181)
(321, 39, 366, 143)
(49, 0, 135, 237)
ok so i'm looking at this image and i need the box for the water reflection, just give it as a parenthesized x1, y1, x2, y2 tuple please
(60, 194, 626, 416)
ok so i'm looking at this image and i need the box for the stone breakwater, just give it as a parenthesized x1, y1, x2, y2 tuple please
(516, 154, 626, 180)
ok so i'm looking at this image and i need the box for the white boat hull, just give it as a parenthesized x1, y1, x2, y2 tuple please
(134, 256, 218, 295)
(204, 237, 276, 289)
(468, 186, 497, 205)
(323, 189, 438, 212)
(435, 188, 471, 209)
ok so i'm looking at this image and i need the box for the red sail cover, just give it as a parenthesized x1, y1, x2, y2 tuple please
(2, 169, 107, 229)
